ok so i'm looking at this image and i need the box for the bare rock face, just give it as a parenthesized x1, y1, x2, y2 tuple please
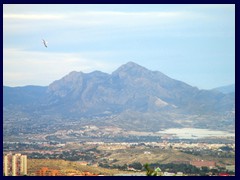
(3, 62, 235, 131)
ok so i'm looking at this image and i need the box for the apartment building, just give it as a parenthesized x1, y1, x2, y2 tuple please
(3, 153, 27, 176)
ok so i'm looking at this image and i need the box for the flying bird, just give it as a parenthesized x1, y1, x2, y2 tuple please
(42, 39, 48, 48)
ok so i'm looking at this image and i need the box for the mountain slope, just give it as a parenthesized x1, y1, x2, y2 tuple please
(3, 62, 235, 132)
(3, 85, 47, 109)
(45, 62, 233, 116)
(213, 84, 235, 94)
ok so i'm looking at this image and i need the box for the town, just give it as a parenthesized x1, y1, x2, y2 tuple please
(3, 140, 235, 176)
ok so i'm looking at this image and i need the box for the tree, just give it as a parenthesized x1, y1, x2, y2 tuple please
(129, 162, 143, 170)
(201, 166, 209, 173)
(155, 167, 162, 176)
(144, 163, 157, 176)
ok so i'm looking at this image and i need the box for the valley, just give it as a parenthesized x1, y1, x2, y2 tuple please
(3, 62, 235, 176)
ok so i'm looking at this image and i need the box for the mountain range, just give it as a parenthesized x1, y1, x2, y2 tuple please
(212, 84, 235, 94)
(3, 62, 235, 133)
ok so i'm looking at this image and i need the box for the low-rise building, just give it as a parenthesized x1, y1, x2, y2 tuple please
(225, 165, 235, 172)
(81, 171, 98, 176)
(172, 160, 190, 165)
(176, 172, 184, 176)
(219, 173, 229, 176)
(77, 161, 88, 166)
(163, 172, 176, 176)
(35, 167, 62, 176)
(190, 160, 216, 169)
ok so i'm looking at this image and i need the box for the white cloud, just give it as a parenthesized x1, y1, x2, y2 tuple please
(3, 11, 187, 20)
(3, 5, 234, 89)
(4, 9, 224, 43)
(3, 13, 65, 20)
(3, 10, 199, 52)
(3, 5, 233, 37)
(3, 48, 118, 86)
(3, 10, 191, 34)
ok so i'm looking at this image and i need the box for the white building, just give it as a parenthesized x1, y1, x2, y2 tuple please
(3, 153, 27, 176)
(163, 172, 175, 176)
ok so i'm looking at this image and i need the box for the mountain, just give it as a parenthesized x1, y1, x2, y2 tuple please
(3, 62, 235, 132)
(3, 85, 47, 106)
(212, 84, 235, 94)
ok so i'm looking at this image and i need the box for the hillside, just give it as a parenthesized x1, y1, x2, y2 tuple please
(3, 62, 235, 135)
(27, 159, 133, 176)
(212, 84, 235, 94)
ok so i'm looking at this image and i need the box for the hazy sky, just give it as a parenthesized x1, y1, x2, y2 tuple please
(3, 4, 235, 89)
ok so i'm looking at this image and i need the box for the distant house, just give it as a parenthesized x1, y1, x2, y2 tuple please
(91, 163, 99, 167)
(176, 172, 184, 176)
(225, 165, 235, 172)
(219, 173, 229, 176)
(77, 161, 88, 166)
(81, 171, 98, 176)
(163, 172, 175, 176)
(113, 173, 145, 176)
(190, 160, 216, 169)
(35, 167, 62, 176)
(172, 160, 190, 165)
(144, 151, 151, 154)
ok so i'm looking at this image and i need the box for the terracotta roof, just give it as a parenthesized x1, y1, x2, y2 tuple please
(190, 161, 216, 168)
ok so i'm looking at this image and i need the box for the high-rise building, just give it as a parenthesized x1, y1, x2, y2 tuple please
(20, 155, 27, 175)
(3, 153, 27, 176)
(3, 154, 11, 176)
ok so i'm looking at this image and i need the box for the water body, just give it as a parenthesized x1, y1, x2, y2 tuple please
(157, 128, 235, 139)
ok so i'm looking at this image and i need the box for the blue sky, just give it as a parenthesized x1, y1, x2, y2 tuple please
(3, 4, 235, 89)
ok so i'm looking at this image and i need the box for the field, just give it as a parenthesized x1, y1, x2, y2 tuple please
(103, 147, 235, 165)
(27, 159, 138, 176)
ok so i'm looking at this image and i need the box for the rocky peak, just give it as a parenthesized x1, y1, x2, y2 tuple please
(112, 61, 150, 78)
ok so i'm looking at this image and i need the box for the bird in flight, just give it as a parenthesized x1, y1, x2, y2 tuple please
(42, 39, 48, 48)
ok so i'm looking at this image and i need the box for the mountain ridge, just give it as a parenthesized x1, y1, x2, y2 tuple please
(212, 84, 235, 94)
(3, 62, 235, 132)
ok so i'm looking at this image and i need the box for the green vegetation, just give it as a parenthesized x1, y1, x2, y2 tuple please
(149, 163, 200, 175)
(27, 159, 132, 176)
(144, 163, 157, 176)
(28, 149, 99, 162)
(99, 163, 128, 170)
(129, 162, 143, 170)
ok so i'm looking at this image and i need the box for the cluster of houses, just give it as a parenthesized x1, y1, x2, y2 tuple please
(34, 167, 102, 176)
